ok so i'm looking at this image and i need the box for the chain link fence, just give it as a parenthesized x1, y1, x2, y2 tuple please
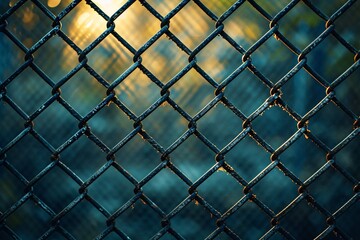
(0, 0, 359, 239)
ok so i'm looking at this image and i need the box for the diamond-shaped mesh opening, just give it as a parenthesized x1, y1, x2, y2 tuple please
(171, 135, 215, 182)
(34, 166, 79, 213)
(86, 166, 134, 213)
(114, 68, 161, 116)
(226, 201, 271, 239)
(170, 1, 213, 50)
(60, 199, 107, 239)
(279, 136, 326, 181)
(6, 1, 53, 48)
(115, 200, 161, 239)
(307, 166, 354, 213)
(224, 1, 269, 49)
(61, 68, 107, 116)
(252, 168, 298, 213)
(281, 199, 327, 239)
(196, 35, 243, 83)
(252, 106, 298, 149)
(224, 69, 269, 116)
(170, 69, 214, 116)
(61, 1, 108, 49)
(277, 1, 325, 50)
(114, 1, 160, 50)
(198, 103, 243, 149)
(4, 134, 51, 180)
(251, 37, 297, 82)
(141, 103, 188, 148)
(87, 102, 133, 148)
(4, 199, 52, 239)
(142, 168, 189, 213)
(115, 135, 160, 181)
(306, 34, 355, 81)
(197, 170, 244, 213)
(225, 136, 271, 182)
(33, 101, 79, 148)
(280, 68, 326, 116)
(309, 102, 354, 148)
(60, 136, 107, 181)
(141, 35, 188, 84)
(6, 67, 51, 115)
(33, 35, 79, 81)
(171, 201, 215, 239)
(87, 34, 133, 83)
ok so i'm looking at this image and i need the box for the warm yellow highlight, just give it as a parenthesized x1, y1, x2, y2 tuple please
(69, 6, 107, 48)
(9, 0, 16, 7)
(47, 0, 61, 8)
(22, 7, 34, 24)
(58, 0, 260, 118)
(92, 0, 128, 16)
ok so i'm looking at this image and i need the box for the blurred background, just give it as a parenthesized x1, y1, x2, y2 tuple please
(0, 0, 359, 239)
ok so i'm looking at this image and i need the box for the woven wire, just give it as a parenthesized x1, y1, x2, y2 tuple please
(0, 0, 359, 239)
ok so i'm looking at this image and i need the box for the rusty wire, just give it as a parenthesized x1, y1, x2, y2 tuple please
(0, 0, 359, 239)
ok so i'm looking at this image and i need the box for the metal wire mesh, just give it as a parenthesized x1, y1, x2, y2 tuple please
(0, 0, 359, 239)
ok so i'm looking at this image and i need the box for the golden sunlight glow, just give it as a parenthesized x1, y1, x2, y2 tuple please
(91, 0, 128, 16)
(47, 0, 61, 8)
(9, 0, 16, 7)
(22, 7, 35, 24)
(171, 1, 211, 49)
(67, 0, 137, 49)
(9, 0, 259, 118)
(69, 6, 107, 48)
(76, 12, 94, 29)
(62, 0, 242, 117)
